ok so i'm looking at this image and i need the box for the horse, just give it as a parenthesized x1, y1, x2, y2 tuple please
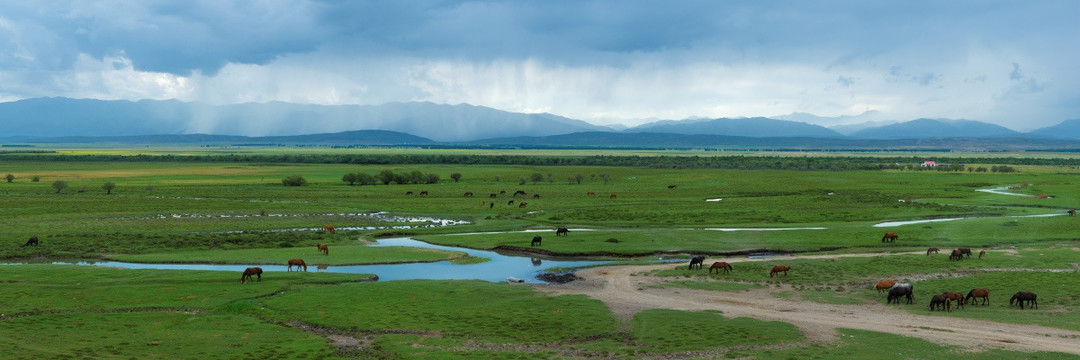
(949, 249, 964, 261)
(965, 288, 990, 306)
(24, 236, 39, 246)
(887, 284, 913, 304)
(518, 202, 527, 208)
(531, 235, 542, 247)
(929, 294, 950, 311)
(317, 243, 329, 255)
(287, 259, 307, 272)
(1069, 209, 1076, 216)
(667, 185, 677, 189)
(926, 247, 939, 256)
(881, 232, 898, 243)
(513, 190, 527, 197)
(609, 193, 617, 199)
(555, 227, 569, 236)
(419, 190, 428, 196)
(464, 192, 473, 197)
(688, 255, 706, 270)
(769, 264, 790, 278)
(533, 194, 540, 199)
(978, 250, 986, 259)
(405, 191, 414, 196)
(708, 261, 732, 274)
(508, 200, 515, 205)
(489, 193, 498, 198)
(489, 202, 494, 209)
(957, 247, 972, 258)
(322, 225, 335, 234)
(874, 280, 898, 293)
(241, 267, 263, 284)
(943, 291, 965, 310)
(1010, 291, 1038, 309)
(587, 191, 596, 196)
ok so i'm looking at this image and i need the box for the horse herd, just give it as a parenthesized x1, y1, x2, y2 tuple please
(686, 255, 786, 277)
(882, 233, 988, 261)
(529, 227, 570, 247)
(876, 280, 1037, 311)
(241, 242, 329, 284)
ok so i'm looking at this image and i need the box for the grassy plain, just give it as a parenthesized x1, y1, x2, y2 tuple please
(2, 147, 1080, 358)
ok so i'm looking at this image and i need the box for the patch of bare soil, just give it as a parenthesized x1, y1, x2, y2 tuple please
(538, 251, 1080, 355)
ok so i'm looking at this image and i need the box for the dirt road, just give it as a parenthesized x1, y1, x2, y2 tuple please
(539, 252, 1080, 355)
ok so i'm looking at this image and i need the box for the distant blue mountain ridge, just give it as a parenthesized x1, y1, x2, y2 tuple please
(0, 97, 1077, 143)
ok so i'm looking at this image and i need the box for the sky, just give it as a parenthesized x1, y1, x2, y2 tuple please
(0, 1, 1077, 131)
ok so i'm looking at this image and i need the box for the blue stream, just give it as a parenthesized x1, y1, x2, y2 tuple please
(60, 238, 613, 284)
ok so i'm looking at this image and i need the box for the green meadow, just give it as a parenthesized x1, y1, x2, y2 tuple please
(3, 148, 1080, 358)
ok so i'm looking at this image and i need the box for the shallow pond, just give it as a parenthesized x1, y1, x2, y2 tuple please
(59, 238, 613, 284)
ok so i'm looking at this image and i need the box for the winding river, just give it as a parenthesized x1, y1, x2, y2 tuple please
(62, 238, 614, 284)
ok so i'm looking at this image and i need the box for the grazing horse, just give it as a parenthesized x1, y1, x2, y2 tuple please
(708, 261, 732, 274)
(513, 190, 527, 197)
(405, 191, 414, 196)
(609, 193, 617, 199)
(518, 202, 527, 208)
(667, 185, 677, 189)
(943, 291, 965, 310)
(926, 247, 939, 256)
(881, 232, 898, 243)
(875, 280, 898, 293)
(317, 243, 329, 255)
(887, 284, 914, 304)
(419, 190, 428, 196)
(1010, 291, 1038, 309)
(508, 200, 515, 205)
(464, 192, 473, 197)
(587, 191, 596, 196)
(965, 288, 990, 306)
(978, 250, 986, 259)
(555, 227, 569, 236)
(929, 294, 950, 311)
(287, 259, 307, 272)
(531, 235, 542, 247)
(949, 249, 964, 261)
(489, 193, 498, 198)
(688, 255, 706, 270)
(957, 247, 972, 258)
(322, 225, 335, 234)
(1069, 209, 1076, 216)
(241, 267, 263, 284)
(24, 236, 39, 246)
(769, 264, 790, 278)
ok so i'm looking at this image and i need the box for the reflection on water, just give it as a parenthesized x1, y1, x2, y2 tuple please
(59, 238, 610, 284)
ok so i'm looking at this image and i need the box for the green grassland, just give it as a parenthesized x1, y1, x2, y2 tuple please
(3, 148, 1080, 358)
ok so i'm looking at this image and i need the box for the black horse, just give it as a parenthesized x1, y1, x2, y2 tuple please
(1010, 291, 1038, 310)
(688, 255, 706, 270)
(555, 227, 569, 236)
(887, 284, 913, 304)
(929, 294, 950, 311)
(531, 235, 542, 247)
(24, 236, 39, 246)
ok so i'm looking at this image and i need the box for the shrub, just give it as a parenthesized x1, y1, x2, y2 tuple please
(281, 175, 307, 186)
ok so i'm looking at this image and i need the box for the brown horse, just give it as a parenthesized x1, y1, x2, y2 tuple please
(1010, 291, 1038, 309)
(929, 294, 950, 311)
(587, 191, 596, 196)
(555, 227, 569, 236)
(708, 261, 732, 274)
(518, 202, 527, 208)
(24, 236, 39, 246)
(875, 280, 898, 293)
(322, 225, 335, 234)
(949, 249, 964, 261)
(965, 288, 990, 305)
(317, 243, 329, 255)
(287, 259, 307, 272)
(943, 291, 965, 310)
(241, 267, 263, 284)
(881, 232, 898, 243)
(769, 264, 790, 278)
(609, 193, 617, 199)
(1069, 209, 1076, 216)
(957, 247, 972, 258)
(978, 250, 986, 259)
(667, 185, 677, 189)
(926, 247, 939, 256)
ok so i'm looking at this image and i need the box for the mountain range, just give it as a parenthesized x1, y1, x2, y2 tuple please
(1, 98, 1079, 149)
